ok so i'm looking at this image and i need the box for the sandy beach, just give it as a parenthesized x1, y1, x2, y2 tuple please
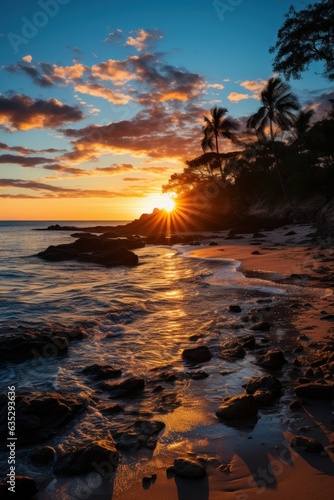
(114, 223, 334, 500)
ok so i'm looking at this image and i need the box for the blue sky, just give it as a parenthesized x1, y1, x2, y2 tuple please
(0, 0, 333, 219)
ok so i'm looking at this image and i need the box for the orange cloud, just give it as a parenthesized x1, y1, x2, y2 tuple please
(74, 83, 131, 104)
(240, 79, 265, 92)
(52, 63, 88, 82)
(91, 60, 134, 83)
(125, 29, 162, 52)
(0, 94, 84, 131)
(22, 55, 32, 63)
(207, 83, 224, 90)
(227, 92, 250, 102)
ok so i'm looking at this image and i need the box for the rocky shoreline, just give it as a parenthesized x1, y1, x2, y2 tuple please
(1, 223, 334, 498)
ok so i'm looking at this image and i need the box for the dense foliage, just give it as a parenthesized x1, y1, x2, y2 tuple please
(269, 0, 334, 81)
(162, 83, 334, 227)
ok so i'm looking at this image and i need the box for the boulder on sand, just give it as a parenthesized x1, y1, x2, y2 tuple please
(182, 346, 212, 362)
(295, 382, 334, 400)
(244, 375, 282, 401)
(256, 349, 287, 370)
(216, 394, 258, 420)
(0, 476, 37, 499)
(100, 377, 145, 398)
(0, 392, 86, 445)
(172, 458, 206, 479)
(54, 442, 119, 475)
(290, 436, 323, 452)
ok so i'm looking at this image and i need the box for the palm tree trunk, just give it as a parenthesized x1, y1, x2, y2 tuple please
(269, 120, 295, 210)
(215, 133, 224, 179)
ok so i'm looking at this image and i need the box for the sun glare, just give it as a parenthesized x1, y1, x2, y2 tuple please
(144, 193, 176, 213)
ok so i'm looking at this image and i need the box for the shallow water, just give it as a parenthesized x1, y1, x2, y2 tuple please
(0, 221, 329, 499)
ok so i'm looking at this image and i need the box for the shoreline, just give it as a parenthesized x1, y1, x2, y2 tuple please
(113, 224, 334, 499)
(1, 223, 334, 499)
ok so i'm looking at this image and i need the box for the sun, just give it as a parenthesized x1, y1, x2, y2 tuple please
(143, 193, 176, 213)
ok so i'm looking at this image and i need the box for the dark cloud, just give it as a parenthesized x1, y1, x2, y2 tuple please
(5, 63, 54, 87)
(42, 164, 90, 176)
(0, 142, 64, 155)
(94, 163, 135, 174)
(61, 104, 203, 162)
(304, 90, 334, 121)
(0, 154, 51, 166)
(104, 28, 124, 44)
(0, 178, 134, 198)
(0, 94, 84, 131)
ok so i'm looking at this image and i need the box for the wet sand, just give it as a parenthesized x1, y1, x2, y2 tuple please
(115, 224, 334, 500)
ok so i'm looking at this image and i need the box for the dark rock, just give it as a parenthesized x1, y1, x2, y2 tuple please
(100, 231, 121, 239)
(229, 305, 241, 313)
(54, 442, 119, 475)
(182, 346, 212, 363)
(37, 235, 142, 267)
(316, 200, 334, 239)
(285, 231, 297, 236)
(295, 383, 334, 400)
(219, 345, 246, 359)
(239, 335, 256, 349)
(158, 371, 179, 382)
(113, 432, 140, 451)
(173, 458, 206, 479)
(251, 321, 271, 332)
(290, 436, 323, 452)
(304, 368, 315, 377)
(187, 370, 209, 380)
(0, 393, 86, 445)
(152, 385, 164, 393)
(134, 418, 164, 432)
(257, 349, 287, 370)
(101, 377, 145, 398)
(82, 364, 122, 380)
(253, 390, 277, 404)
(244, 375, 282, 401)
(289, 400, 302, 410)
(298, 426, 311, 432)
(0, 326, 72, 364)
(28, 446, 56, 466)
(101, 404, 124, 415)
(0, 476, 37, 499)
(310, 356, 329, 368)
(189, 334, 204, 342)
(251, 250, 261, 255)
(297, 377, 311, 384)
(114, 420, 165, 451)
(216, 394, 258, 420)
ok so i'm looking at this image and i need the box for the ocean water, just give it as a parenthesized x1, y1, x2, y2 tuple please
(0, 221, 329, 498)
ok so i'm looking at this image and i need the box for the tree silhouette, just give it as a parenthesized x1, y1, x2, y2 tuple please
(247, 77, 300, 208)
(270, 0, 334, 81)
(290, 109, 315, 148)
(201, 106, 239, 178)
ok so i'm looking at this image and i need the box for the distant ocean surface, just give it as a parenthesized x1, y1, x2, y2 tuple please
(0, 220, 327, 498)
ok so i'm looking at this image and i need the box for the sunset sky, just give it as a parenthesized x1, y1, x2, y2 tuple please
(1, 0, 333, 220)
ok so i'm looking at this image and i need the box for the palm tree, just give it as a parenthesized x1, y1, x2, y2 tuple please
(201, 107, 239, 179)
(247, 77, 300, 208)
(290, 109, 315, 148)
